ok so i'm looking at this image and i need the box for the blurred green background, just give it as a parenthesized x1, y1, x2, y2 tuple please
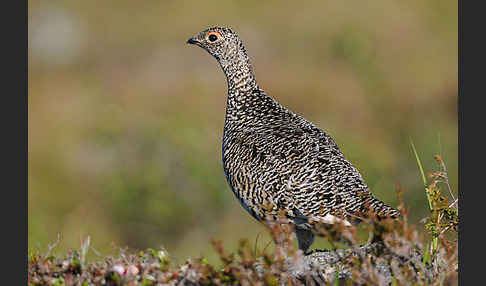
(28, 0, 457, 263)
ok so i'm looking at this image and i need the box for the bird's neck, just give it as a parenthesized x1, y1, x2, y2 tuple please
(219, 49, 262, 120)
(220, 48, 258, 95)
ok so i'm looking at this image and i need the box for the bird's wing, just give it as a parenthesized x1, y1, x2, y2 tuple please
(236, 110, 371, 223)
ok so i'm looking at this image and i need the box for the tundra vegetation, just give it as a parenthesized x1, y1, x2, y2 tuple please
(28, 154, 458, 285)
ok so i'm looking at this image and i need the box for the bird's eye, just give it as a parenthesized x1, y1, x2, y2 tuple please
(208, 34, 218, 42)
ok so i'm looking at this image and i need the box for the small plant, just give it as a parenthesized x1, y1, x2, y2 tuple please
(411, 141, 458, 263)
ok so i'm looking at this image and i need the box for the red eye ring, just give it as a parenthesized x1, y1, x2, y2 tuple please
(207, 31, 220, 42)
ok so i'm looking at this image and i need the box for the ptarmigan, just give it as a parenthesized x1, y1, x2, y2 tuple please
(187, 27, 400, 253)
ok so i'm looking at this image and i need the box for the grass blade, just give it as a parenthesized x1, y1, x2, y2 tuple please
(410, 139, 432, 210)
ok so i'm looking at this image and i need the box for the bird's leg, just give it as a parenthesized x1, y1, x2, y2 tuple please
(295, 227, 315, 255)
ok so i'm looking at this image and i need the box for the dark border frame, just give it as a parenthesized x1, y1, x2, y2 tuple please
(6, 0, 28, 284)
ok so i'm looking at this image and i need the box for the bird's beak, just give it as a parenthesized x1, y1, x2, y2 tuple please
(186, 37, 199, 45)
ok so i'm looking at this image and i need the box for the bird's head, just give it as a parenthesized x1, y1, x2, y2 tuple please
(187, 27, 245, 62)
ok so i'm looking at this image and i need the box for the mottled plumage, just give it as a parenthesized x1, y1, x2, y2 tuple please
(187, 27, 400, 253)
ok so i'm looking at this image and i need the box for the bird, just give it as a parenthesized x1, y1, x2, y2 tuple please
(187, 26, 400, 254)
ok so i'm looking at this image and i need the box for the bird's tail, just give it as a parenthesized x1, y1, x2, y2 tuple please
(360, 193, 401, 219)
